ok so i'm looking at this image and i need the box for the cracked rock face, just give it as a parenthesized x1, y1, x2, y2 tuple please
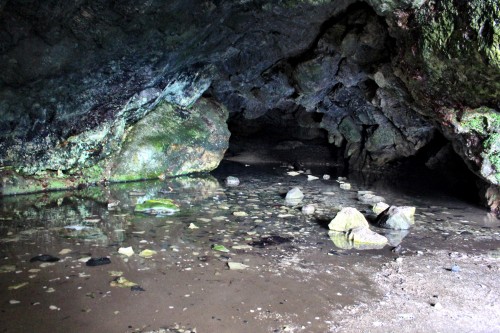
(0, 0, 498, 210)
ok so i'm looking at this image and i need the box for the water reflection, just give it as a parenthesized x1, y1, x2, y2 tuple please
(0, 175, 221, 246)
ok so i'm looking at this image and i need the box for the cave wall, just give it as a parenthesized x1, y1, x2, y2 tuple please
(0, 0, 498, 211)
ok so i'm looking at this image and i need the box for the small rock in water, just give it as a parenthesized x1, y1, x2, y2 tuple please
(285, 187, 304, 205)
(358, 192, 386, 204)
(30, 254, 60, 263)
(9, 300, 20, 305)
(323, 174, 331, 180)
(233, 211, 248, 217)
(302, 204, 315, 215)
(372, 202, 390, 215)
(139, 249, 157, 258)
(225, 176, 240, 186)
(328, 207, 369, 232)
(86, 257, 111, 266)
(227, 262, 249, 270)
(339, 183, 351, 190)
(118, 246, 135, 257)
(307, 175, 319, 181)
(375, 206, 415, 230)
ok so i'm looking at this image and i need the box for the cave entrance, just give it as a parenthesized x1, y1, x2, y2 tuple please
(224, 107, 342, 167)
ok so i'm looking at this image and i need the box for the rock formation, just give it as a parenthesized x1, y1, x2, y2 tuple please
(0, 0, 498, 212)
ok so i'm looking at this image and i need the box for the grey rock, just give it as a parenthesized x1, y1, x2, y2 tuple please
(375, 206, 416, 230)
(285, 187, 304, 205)
(225, 176, 240, 187)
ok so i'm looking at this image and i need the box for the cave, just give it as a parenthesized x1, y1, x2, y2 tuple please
(0, 1, 499, 332)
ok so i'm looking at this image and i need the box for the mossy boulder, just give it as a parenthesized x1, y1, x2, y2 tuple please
(106, 97, 229, 182)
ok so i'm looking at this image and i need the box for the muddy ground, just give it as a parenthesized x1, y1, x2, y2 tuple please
(1, 160, 499, 333)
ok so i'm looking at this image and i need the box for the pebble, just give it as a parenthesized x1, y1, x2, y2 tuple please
(323, 174, 331, 180)
(9, 300, 20, 305)
(302, 205, 315, 215)
(226, 176, 240, 186)
(340, 183, 351, 190)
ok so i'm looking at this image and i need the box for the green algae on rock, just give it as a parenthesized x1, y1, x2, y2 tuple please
(134, 199, 180, 215)
(108, 97, 229, 182)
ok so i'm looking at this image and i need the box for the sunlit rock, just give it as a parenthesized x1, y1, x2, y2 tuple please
(328, 207, 369, 232)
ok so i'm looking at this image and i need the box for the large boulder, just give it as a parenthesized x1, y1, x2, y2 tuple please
(328, 207, 369, 232)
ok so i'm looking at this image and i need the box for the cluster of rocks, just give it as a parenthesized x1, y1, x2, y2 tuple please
(285, 180, 416, 250)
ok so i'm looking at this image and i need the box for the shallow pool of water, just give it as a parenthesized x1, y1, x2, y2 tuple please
(0, 161, 499, 332)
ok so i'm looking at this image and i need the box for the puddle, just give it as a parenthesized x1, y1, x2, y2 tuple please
(0, 162, 499, 332)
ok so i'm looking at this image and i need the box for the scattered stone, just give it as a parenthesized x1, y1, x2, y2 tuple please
(58, 248, 72, 255)
(358, 192, 386, 204)
(212, 244, 230, 252)
(8, 282, 28, 290)
(451, 264, 460, 273)
(228, 262, 249, 270)
(226, 176, 240, 186)
(301, 204, 315, 215)
(49, 305, 60, 311)
(139, 249, 157, 258)
(9, 300, 20, 305)
(323, 174, 331, 180)
(328, 207, 369, 232)
(372, 202, 390, 215)
(287, 171, 301, 176)
(118, 246, 135, 257)
(285, 187, 304, 205)
(307, 175, 319, 181)
(86, 257, 111, 266)
(339, 183, 351, 190)
(188, 223, 199, 229)
(375, 206, 416, 230)
(30, 254, 60, 263)
(233, 211, 248, 217)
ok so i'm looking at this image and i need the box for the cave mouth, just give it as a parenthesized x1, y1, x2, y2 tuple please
(222, 110, 482, 205)
(224, 108, 341, 167)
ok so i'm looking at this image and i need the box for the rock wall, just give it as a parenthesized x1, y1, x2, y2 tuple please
(0, 0, 498, 212)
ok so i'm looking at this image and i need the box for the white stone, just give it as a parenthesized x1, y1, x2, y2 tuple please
(340, 183, 351, 190)
(118, 246, 135, 257)
(225, 176, 240, 186)
(285, 187, 304, 205)
(373, 202, 390, 215)
(328, 207, 369, 232)
(302, 204, 315, 215)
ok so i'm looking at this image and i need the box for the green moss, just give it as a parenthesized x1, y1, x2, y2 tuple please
(134, 198, 180, 214)
(460, 107, 500, 135)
